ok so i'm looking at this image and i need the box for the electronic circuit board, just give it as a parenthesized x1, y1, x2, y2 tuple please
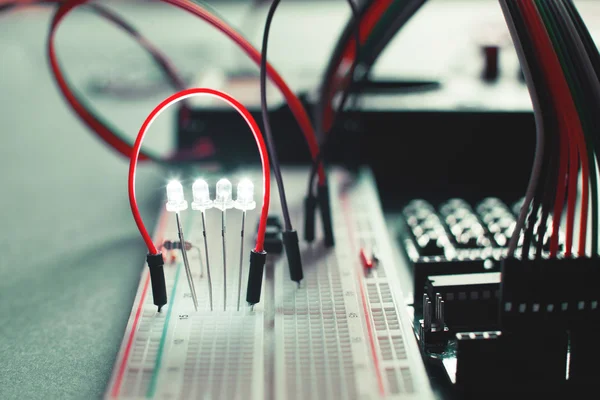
(391, 196, 594, 395)
(104, 168, 433, 399)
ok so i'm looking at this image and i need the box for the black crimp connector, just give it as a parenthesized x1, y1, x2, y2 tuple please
(246, 250, 267, 306)
(146, 253, 167, 312)
(317, 184, 335, 247)
(282, 230, 303, 283)
(304, 194, 317, 242)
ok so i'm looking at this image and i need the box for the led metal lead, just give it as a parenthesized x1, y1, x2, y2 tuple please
(165, 181, 198, 311)
(214, 178, 234, 311)
(235, 179, 256, 310)
(191, 179, 214, 311)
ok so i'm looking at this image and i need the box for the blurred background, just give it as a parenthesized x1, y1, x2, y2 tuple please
(0, 1, 599, 398)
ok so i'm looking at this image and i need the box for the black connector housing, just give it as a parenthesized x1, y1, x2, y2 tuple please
(304, 195, 317, 242)
(263, 216, 283, 254)
(454, 330, 568, 393)
(570, 328, 600, 385)
(246, 250, 267, 305)
(426, 272, 500, 329)
(500, 257, 600, 330)
(146, 253, 167, 312)
(412, 258, 495, 307)
(317, 184, 335, 247)
(282, 230, 303, 283)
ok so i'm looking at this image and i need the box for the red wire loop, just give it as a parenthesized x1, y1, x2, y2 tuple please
(49, 0, 325, 183)
(48, 0, 152, 160)
(130, 88, 271, 255)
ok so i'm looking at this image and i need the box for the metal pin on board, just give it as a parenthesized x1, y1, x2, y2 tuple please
(214, 179, 234, 312)
(165, 181, 198, 311)
(237, 210, 246, 311)
(201, 211, 214, 311)
(423, 293, 432, 331)
(221, 210, 228, 311)
(435, 293, 442, 324)
(423, 294, 430, 330)
(234, 179, 256, 312)
(426, 300, 432, 330)
(176, 212, 199, 311)
(191, 179, 214, 311)
(194, 247, 204, 278)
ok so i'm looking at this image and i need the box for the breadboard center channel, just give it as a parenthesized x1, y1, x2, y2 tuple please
(105, 169, 433, 399)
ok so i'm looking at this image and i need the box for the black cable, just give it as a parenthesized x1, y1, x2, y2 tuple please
(561, 0, 600, 255)
(542, 0, 600, 257)
(500, 0, 548, 257)
(308, 0, 428, 200)
(0, 4, 17, 13)
(564, 0, 600, 77)
(260, 0, 292, 231)
(533, 0, 560, 258)
(509, 1, 546, 259)
(526, 2, 575, 258)
(535, 120, 560, 258)
(359, 0, 426, 69)
(0, 0, 59, 14)
(302, 0, 362, 245)
(542, 0, 596, 257)
(312, 0, 370, 146)
(260, 0, 304, 280)
(307, 0, 361, 197)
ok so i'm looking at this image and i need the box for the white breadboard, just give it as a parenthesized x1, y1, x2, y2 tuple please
(105, 168, 433, 399)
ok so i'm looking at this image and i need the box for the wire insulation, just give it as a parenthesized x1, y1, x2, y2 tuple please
(47, 0, 187, 162)
(308, 0, 361, 197)
(260, 0, 292, 231)
(129, 88, 271, 254)
(49, 0, 322, 175)
(563, 0, 600, 255)
(522, 0, 588, 256)
(500, 0, 546, 257)
(308, 0, 427, 199)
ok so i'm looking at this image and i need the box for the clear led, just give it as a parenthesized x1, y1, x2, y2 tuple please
(165, 180, 188, 212)
(213, 178, 234, 211)
(235, 179, 256, 211)
(191, 179, 213, 211)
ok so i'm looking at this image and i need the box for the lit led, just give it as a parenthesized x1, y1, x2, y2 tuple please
(235, 179, 256, 211)
(213, 178, 234, 211)
(166, 180, 188, 212)
(191, 179, 213, 210)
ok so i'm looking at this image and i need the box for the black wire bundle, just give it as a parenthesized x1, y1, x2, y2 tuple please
(500, 0, 600, 259)
(501, 0, 554, 259)
(307, 0, 427, 202)
(537, 0, 600, 257)
(559, 0, 600, 255)
(502, 0, 562, 258)
(260, 0, 290, 231)
(260, 0, 305, 282)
